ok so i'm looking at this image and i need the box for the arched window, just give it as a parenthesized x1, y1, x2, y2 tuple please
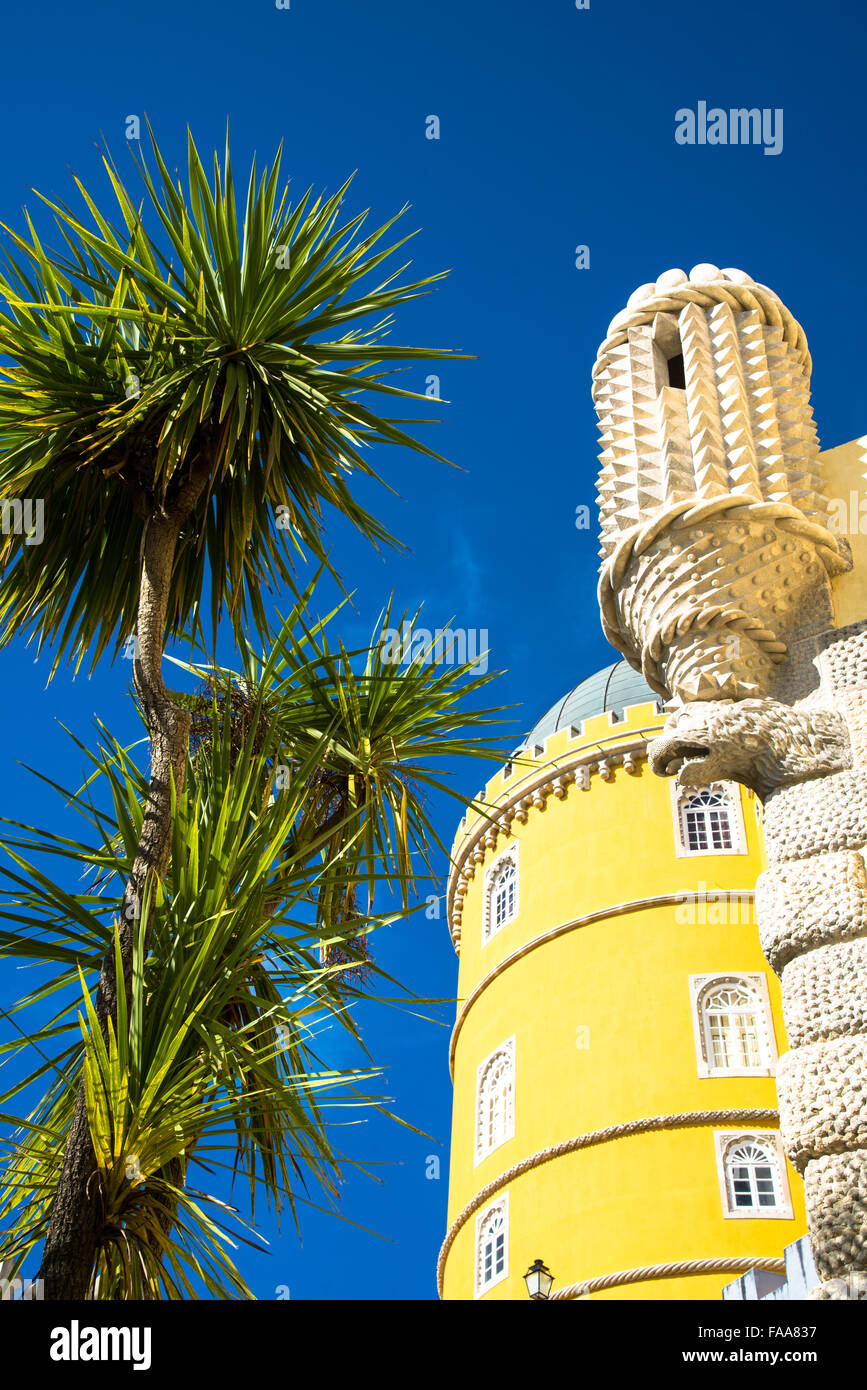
(704, 984, 761, 1069)
(672, 781, 746, 856)
(484, 847, 519, 943)
(493, 861, 516, 927)
(475, 1196, 509, 1296)
(683, 788, 732, 851)
(727, 1141, 779, 1210)
(476, 1039, 515, 1163)
(690, 974, 776, 1077)
(714, 1131, 792, 1219)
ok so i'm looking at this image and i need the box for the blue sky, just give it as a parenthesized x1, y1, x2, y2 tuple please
(0, 0, 865, 1300)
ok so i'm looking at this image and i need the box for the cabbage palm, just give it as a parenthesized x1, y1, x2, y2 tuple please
(0, 727, 369, 1298)
(0, 126, 467, 1297)
(0, 596, 503, 1297)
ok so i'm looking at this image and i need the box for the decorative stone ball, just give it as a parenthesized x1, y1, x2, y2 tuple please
(689, 263, 722, 281)
(626, 282, 657, 308)
(655, 268, 689, 291)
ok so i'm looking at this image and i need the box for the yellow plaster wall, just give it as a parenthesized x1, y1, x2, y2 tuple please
(822, 436, 867, 627)
(442, 700, 805, 1300)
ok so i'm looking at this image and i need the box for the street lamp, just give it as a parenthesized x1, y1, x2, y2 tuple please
(524, 1259, 554, 1300)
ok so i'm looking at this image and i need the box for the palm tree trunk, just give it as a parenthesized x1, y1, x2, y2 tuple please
(40, 470, 207, 1300)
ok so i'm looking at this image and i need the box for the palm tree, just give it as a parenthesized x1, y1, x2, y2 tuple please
(0, 124, 471, 1297)
(0, 592, 503, 1297)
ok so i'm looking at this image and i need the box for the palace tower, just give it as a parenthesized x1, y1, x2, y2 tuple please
(440, 263, 867, 1301)
(439, 661, 806, 1300)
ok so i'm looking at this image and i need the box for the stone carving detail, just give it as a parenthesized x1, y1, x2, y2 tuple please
(593, 266, 850, 703)
(781, 937, 867, 1050)
(594, 266, 867, 1297)
(757, 852, 867, 972)
(647, 698, 851, 798)
(803, 1152, 867, 1284)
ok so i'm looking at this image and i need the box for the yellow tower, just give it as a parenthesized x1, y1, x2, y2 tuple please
(439, 660, 807, 1301)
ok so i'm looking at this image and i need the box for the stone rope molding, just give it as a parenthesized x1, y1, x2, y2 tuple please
(550, 1255, 786, 1301)
(447, 889, 756, 1079)
(436, 1108, 778, 1297)
(447, 729, 663, 948)
(591, 276, 811, 390)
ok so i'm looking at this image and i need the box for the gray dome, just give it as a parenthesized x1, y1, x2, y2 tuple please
(520, 660, 660, 748)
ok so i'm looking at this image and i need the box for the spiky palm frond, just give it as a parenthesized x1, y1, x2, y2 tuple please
(0, 708, 392, 1296)
(0, 123, 465, 676)
(168, 574, 508, 914)
(0, 595, 506, 1296)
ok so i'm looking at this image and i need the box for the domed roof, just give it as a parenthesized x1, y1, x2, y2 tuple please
(520, 660, 660, 748)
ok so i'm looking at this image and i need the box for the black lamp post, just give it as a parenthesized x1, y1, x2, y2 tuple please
(523, 1259, 555, 1300)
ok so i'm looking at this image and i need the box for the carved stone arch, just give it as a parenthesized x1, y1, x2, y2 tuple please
(475, 1193, 509, 1297)
(475, 1037, 516, 1165)
(483, 844, 519, 944)
(714, 1130, 793, 1220)
(689, 973, 777, 1078)
(671, 780, 747, 857)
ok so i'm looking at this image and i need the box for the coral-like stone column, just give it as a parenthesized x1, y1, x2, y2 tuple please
(593, 265, 867, 1298)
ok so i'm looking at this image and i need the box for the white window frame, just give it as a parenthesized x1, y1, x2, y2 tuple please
(671, 780, 747, 857)
(483, 844, 519, 944)
(714, 1131, 793, 1220)
(475, 1194, 509, 1297)
(689, 973, 777, 1078)
(475, 1037, 516, 1166)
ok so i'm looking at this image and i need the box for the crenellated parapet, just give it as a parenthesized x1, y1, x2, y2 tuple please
(447, 703, 662, 949)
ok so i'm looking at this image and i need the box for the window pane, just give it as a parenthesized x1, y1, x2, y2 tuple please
(684, 791, 735, 853)
(478, 1051, 513, 1159)
(707, 1003, 761, 1069)
(478, 1210, 507, 1291)
(708, 808, 732, 849)
(727, 1146, 778, 1211)
(490, 862, 516, 935)
(685, 810, 707, 850)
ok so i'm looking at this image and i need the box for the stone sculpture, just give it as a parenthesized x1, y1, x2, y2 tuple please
(593, 265, 867, 1298)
